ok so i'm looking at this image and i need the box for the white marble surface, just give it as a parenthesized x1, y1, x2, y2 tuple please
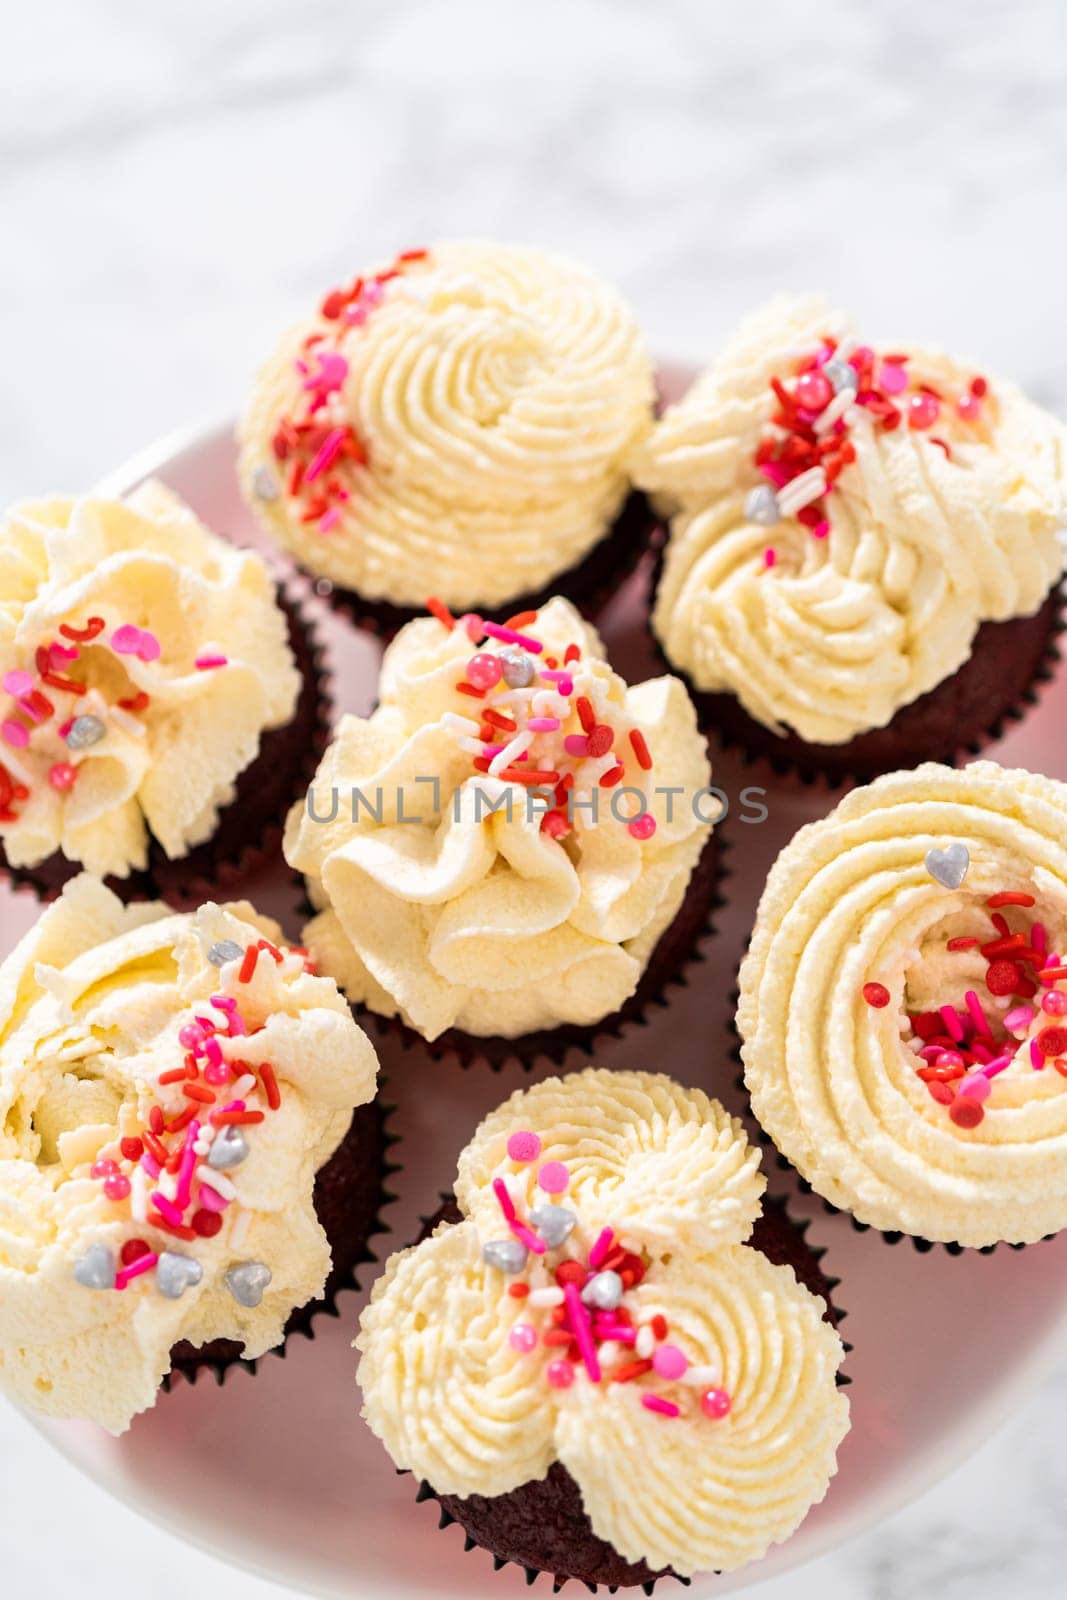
(2, 1, 1067, 1596)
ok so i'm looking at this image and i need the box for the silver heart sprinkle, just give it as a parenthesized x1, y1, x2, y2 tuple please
(529, 1203, 577, 1250)
(65, 714, 107, 751)
(822, 357, 858, 396)
(482, 1238, 528, 1274)
(252, 464, 280, 502)
(744, 483, 781, 527)
(207, 1125, 249, 1171)
(581, 1269, 624, 1311)
(925, 842, 970, 890)
(73, 1243, 115, 1290)
(156, 1251, 203, 1300)
(208, 939, 244, 968)
(225, 1260, 272, 1308)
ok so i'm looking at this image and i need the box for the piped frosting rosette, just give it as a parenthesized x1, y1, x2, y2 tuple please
(357, 1069, 849, 1579)
(0, 480, 300, 879)
(285, 598, 714, 1041)
(238, 240, 655, 609)
(0, 875, 379, 1433)
(634, 294, 1066, 744)
(739, 761, 1067, 1247)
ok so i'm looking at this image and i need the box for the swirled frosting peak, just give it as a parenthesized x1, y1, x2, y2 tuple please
(0, 480, 300, 879)
(0, 874, 379, 1432)
(739, 760, 1067, 1246)
(357, 1069, 849, 1578)
(635, 294, 1066, 744)
(285, 598, 714, 1040)
(238, 240, 655, 608)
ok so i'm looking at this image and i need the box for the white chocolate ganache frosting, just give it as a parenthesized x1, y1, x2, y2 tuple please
(285, 598, 714, 1040)
(357, 1069, 849, 1579)
(238, 240, 656, 609)
(634, 294, 1066, 745)
(739, 761, 1067, 1247)
(0, 875, 379, 1433)
(0, 479, 300, 879)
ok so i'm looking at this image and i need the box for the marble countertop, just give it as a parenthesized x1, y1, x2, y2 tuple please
(2, 1, 1067, 1596)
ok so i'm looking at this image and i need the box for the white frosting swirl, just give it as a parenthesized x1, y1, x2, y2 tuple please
(739, 760, 1067, 1246)
(357, 1070, 849, 1578)
(285, 599, 713, 1040)
(636, 295, 1066, 744)
(0, 875, 379, 1433)
(238, 240, 655, 608)
(0, 481, 300, 879)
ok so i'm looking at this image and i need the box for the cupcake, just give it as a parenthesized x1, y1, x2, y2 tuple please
(0, 480, 325, 902)
(238, 240, 656, 630)
(634, 295, 1066, 782)
(0, 874, 382, 1433)
(284, 598, 720, 1065)
(739, 760, 1067, 1249)
(357, 1069, 850, 1588)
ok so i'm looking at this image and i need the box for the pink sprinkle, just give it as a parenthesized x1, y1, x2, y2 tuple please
(114, 1252, 159, 1291)
(1031, 1039, 1045, 1071)
(628, 814, 657, 842)
(958, 1072, 991, 1102)
(763, 547, 776, 569)
(538, 1161, 570, 1196)
(812, 520, 830, 539)
(1032, 922, 1048, 957)
(1004, 1005, 1036, 1032)
(983, 1054, 1013, 1079)
(218, 1099, 246, 1115)
(509, 1218, 546, 1256)
(318, 507, 342, 533)
(492, 1176, 516, 1222)
(507, 1130, 542, 1164)
(302, 350, 348, 396)
(540, 670, 573, 695)
(596, 1324, 637, 1345)
(878, 362, 908, 394)
(2, 670, 33, 697)
(971, 1042, 994, 1064)
(179, 1021, 207, 1049)
(195, 653, 229, 671)
(140, 1153, 161, 1180)
(50, 642, 79, 664)
(652, 1344, 688, 1380)
(196, 1184, 229, 1214)
(547, 1360, 575, 1389)
(526, 717, 560, 733)
(174, 1122, 200, 1210)
(203, 1036, 223, 1070)
(563, 1281, 601, 1384)
(149, 1192, 184, 1228)
(588, 1228, 615, 1271)
(939, 1005, 965, 1043)
(641, 1395, 680, 1418)
(2, 719, 28, 749)
(481, 622, 543, 654)
(304, 427, 348, 483)
(964, 991, 991, 1038)
(508, 1323, 538, 1354)
(564, 734, 589, 758)
(481, 743, 505, 760)
(919, 1044, 945, 1063)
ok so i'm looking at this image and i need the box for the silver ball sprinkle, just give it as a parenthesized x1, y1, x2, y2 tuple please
(482, 1237, 529, 1275)
(73, 1244, 115, 1290)
(207, 939, 244, 968)
(156, 1251, 203, 1300)
(822, 357, 858, 396)
(252, 464, 281, 502)
(225, 1260, 272, 1308)
(529, 1204, 577, 1250)
(499, 649, 536, 689)
(206, 1125, 250, 1171)
(924, 842, 970, 891)
(65, 714, 107, 751)
(580, 1269, 623, 1311)
(744, 484, 781, 527)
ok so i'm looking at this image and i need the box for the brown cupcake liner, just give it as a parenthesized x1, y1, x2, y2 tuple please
(351, 826, 727, 1073)
(305, 492, 658, 643)
(649, 536, 1066, 786)
(163, 1096, 398, 1391)
(0, 580, 332, 908)
(411, 1191, 848, 1592)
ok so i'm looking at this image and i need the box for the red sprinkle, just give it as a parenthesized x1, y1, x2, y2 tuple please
(987, 892, 1035, 909)
(555, 1260, 588, 1289)
(120, 1238, 151, 1267)
(576, 697, 596, 733)
(950, 1097, 985, 1129)
(986, 960, 1023, 997)
(946, 937, 980, 952)
(191, 1210, 224, 1238)
(260, 1063, 282, 1111)
(628, 729, 653, 771)
(507, 1283, 530, 1299)
(863, 982, 891, 1009)
(238, 945, 260, 985)
(120, 1137, 144, 1162)
(650, 1314, 669, 1341)
(585, 725, 615, 759)
(612, 1359, 654, 1384)
(1037, 1027, 1067, 1057)
(211, 1109, 265, 1127)
(182, 1082, 216, 1104)
(426, 597, 455, 631)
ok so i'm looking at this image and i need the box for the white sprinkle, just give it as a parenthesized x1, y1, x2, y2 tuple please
(527, 1286, 565, 1308)
(129, 1168, 148, 1224)
(442, 712, 480, 738)
(108, 705, 148, 739)
(196, 1165, 236, 1200)
(457, 736, 484, 756)
(489, 731, 533, 778)
(597, 1341, 623, 1369)
(814, 386, 857, 435)
(232, 1074, 257, 1099)
(635, 1326, 655, 1360)
(683, 1363, 722, 1388)
(777, 467, 828, 518)
(229, 1207, 251, 1251)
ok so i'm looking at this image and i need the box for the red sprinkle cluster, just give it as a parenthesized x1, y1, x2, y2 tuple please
(270, 248, 430, 535)
(754, 338, 990, 549)
(864, 890, 1067, 1130)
